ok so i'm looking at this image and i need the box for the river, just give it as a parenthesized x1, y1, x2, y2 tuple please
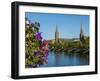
(40, 51, 89, 67)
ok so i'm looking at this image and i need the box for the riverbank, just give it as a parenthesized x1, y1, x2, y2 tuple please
(49, 47, 89, 55)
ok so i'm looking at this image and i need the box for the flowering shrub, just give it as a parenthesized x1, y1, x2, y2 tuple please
(25, 19, 49, 68)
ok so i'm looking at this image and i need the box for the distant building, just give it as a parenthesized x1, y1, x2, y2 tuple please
(73, 38, 80, 42)
(80, 23, 84, 41)
(55, 25, 59, 43)
(51, 39, 55, 44)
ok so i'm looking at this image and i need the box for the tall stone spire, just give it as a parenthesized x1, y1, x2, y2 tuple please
(80, 24, 83, 34)
(56, 25, 58, 32)
(55, 25, 59, 43)
(80, 23, 84, 41)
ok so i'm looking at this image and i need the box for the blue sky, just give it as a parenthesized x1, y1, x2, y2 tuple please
(25, 12, 89, 40)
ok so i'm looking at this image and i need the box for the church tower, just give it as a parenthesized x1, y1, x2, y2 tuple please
(55, 25, 59, 43)
(80, 23, 84, 41)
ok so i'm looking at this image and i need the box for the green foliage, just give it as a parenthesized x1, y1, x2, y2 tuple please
(48, 37, 89, 53)
(25, 21, 49, 68)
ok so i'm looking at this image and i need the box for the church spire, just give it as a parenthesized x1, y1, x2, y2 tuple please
(80, 23, 83, 34)
(55, 25, 59, 43)
(56, 25, 58, 32)
(80, 23, 84, 41)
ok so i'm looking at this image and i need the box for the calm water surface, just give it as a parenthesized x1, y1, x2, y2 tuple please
(40, 51, 89, 67)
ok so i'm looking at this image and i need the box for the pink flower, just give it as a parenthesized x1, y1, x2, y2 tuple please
(42, 40, 48, 47)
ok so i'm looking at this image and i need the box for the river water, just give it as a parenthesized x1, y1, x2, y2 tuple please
(40, 51, 89, 67)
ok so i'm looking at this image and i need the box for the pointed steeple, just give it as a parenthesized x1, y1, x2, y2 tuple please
(55, 25, 59, 43)
(80, 23, 83, 34)
(80, 23, 84, 41)
(56, 25, 58, 32)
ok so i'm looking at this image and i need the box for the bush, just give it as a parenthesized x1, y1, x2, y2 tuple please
(25, 19, 49, 68)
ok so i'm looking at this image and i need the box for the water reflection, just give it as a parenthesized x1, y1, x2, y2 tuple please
(40, 51, 89, 67)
